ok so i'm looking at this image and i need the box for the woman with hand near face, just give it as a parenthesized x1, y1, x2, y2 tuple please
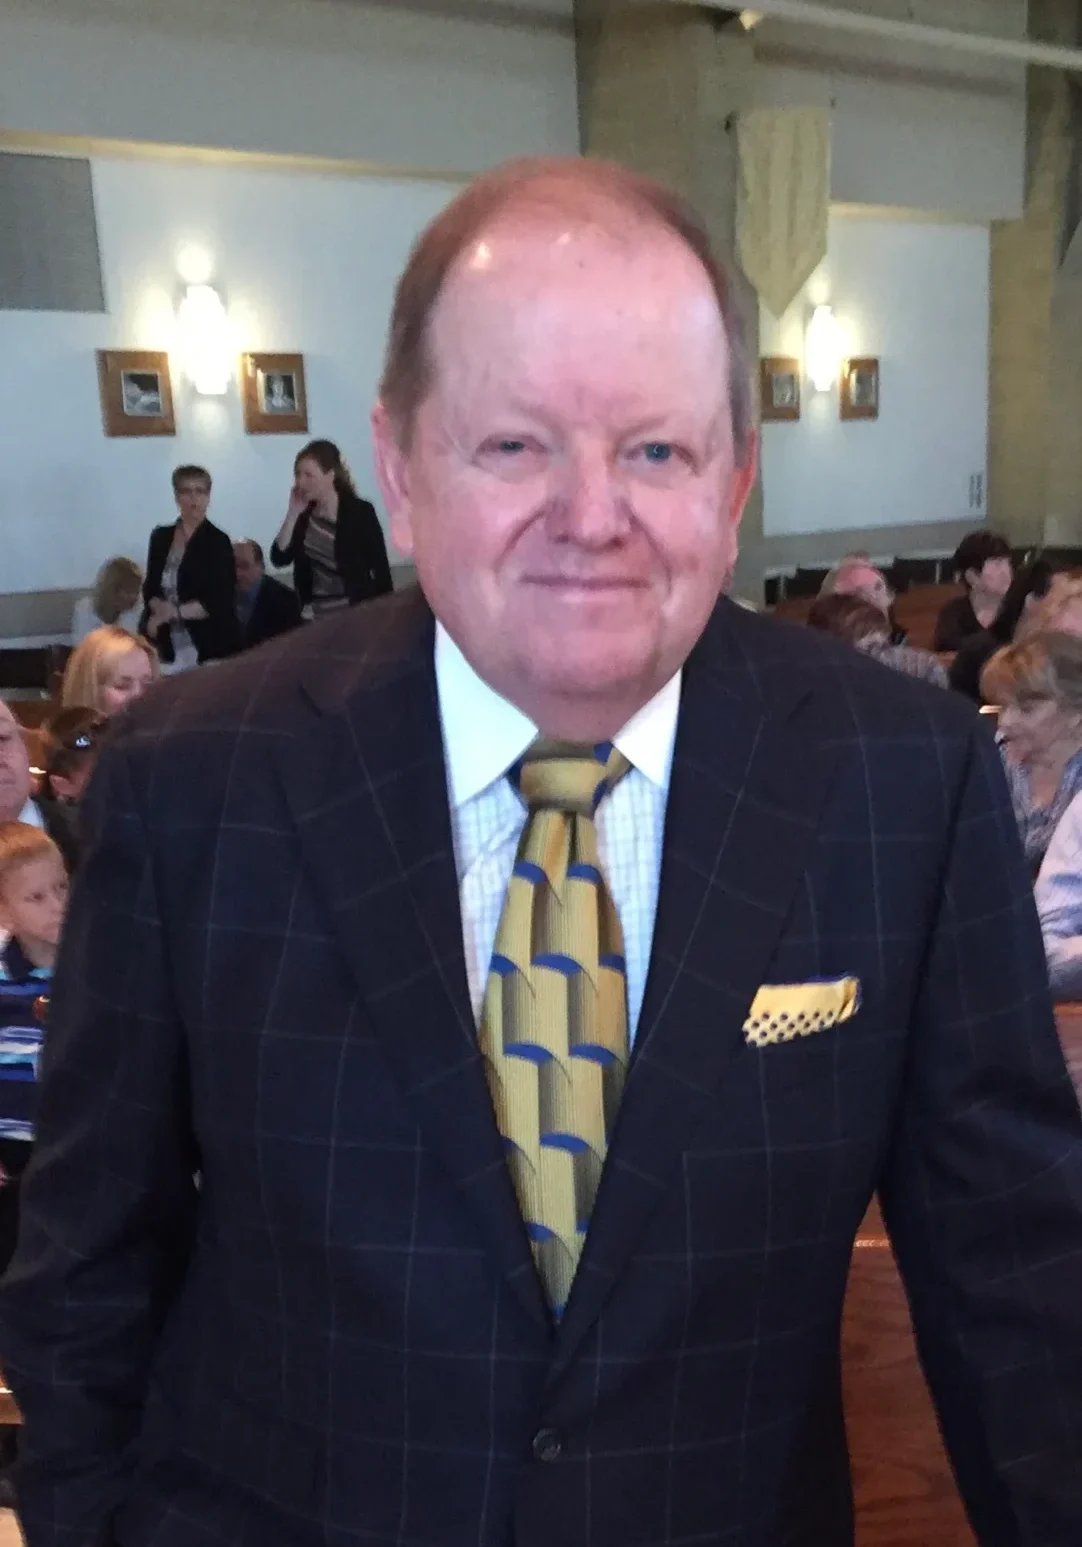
(270, 439, 392, 619)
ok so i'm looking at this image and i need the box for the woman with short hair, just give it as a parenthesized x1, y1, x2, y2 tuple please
(142, 465, 239, 669)
(982, 630, 1082, 871)
(934, 530, 1014, 652)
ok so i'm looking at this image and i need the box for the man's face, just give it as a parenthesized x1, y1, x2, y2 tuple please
(0, 704, 30, 823)
(374, 212, 757, 734)
(234, 543, 263, 594)
(175, 478, 210, 525)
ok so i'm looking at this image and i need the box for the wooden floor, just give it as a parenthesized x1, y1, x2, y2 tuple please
(844, 1206, 975, 1546)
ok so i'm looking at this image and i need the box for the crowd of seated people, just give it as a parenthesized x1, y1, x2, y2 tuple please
(789, 527, 1082, 1008)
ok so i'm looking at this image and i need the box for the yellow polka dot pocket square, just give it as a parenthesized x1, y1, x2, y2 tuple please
(743, 978, 862, 1047)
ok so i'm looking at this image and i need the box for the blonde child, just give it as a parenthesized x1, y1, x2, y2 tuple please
(0, 823, 68, 1268)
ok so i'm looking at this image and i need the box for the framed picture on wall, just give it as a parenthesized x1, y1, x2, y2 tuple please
(841, 358, 880, 421)
(760, 357, 801, 422)
(97, 350, 176, 437)
(241, 352, 309, 435)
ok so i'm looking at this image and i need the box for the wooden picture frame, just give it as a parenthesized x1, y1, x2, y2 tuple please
(760, 357, 801, 422)
(841, 357, 880, 421)
(96, 350, 176, 438)
(241, 352, 309, 435)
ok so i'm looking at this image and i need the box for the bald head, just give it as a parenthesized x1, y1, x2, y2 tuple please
(0, 701, 31, 824)
(379, 156, 752, 463)
(822, 561, 892, 617)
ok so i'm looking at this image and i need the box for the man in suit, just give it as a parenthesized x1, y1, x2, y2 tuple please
(234, 538, 302, 651)
(2, 157, 1082, 1547)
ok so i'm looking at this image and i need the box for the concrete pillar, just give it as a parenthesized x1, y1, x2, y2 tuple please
(988, 0, 1079, 547)
(575, 2, 765, 596)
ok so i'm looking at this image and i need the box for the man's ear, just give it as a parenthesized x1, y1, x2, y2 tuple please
(372, 401, 415, 559)
(728, 427, 760, 531)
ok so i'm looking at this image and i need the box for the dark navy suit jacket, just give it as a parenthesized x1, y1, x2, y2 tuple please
(3, 590, 1082, 1547)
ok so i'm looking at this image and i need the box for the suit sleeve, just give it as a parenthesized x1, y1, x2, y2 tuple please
(0, 727, 199, 1547)
(878, 723, 1082, 1545)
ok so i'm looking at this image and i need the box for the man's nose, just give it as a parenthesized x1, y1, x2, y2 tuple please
(549, 444, 629, 547)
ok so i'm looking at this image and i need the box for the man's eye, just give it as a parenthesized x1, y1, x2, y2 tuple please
(494, 439, 526, 455)
(642, 442, 674, 464)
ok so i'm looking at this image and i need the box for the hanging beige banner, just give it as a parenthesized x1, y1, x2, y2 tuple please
(736, 106, 831, 319)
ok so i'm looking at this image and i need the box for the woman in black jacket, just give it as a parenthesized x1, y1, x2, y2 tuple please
(142, 465, 240, 669)
(270, 440, 392, 617)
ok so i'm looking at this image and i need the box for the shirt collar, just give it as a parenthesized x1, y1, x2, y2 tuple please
(18, 799, 42, 830)
(0, 935, 48, 982)
(434, 622, 681, 809)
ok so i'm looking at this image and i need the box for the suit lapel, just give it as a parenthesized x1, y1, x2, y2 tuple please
(276, 592, 548, 1331)
(550, 605, 838, 1382)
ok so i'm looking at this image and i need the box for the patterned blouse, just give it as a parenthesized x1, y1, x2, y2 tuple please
(1003, 746, 1082, 871)
(303, 507, 348, 618)
(161, 543, 200, 672)
(856, 637, 948, 688)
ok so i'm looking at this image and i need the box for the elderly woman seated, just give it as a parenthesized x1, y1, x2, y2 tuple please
(982, 631, 1082, 873)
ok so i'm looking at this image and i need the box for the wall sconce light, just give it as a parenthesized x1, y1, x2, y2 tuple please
(806, 303, 842, 394)
(177, 282, 232, 396)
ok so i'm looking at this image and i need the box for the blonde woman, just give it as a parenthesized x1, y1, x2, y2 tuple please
(61, 627, 158, 718)
(982, 630, 1082, 870)
(71, 557, 144, 644)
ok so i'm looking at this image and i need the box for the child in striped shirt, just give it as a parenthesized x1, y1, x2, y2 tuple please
(0, 823, 68, 1271)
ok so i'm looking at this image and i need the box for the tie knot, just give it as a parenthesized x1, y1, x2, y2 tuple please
(515, 739, 631, 817)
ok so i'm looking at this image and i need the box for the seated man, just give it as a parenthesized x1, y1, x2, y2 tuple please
(1036, 787, 1082, 998)
(819, 557, 892, 615)
(234, 538, 302, 652)
(0, 702, 41, 830)
(818, 557, 908, 644)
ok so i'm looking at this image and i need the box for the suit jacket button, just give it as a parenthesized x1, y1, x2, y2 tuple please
(532, 1428, 562, 1463)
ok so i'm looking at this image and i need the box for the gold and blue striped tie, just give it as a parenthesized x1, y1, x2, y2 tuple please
(479, 739, 631, 1317)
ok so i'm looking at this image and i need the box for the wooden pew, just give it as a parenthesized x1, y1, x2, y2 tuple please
(844, 1006, 1082, 1545)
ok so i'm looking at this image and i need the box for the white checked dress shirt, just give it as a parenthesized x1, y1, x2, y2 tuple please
(435, 624, 680, 1041)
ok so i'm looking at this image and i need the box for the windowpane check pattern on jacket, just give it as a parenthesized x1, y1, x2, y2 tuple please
(479, 739, 631, 1316)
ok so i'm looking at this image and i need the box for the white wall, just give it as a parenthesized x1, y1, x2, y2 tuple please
(0, 0, 578, 173)
(0, 156, 461, 592)
(755, 0, 1026, 221)
(759, 212, 990, 539)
